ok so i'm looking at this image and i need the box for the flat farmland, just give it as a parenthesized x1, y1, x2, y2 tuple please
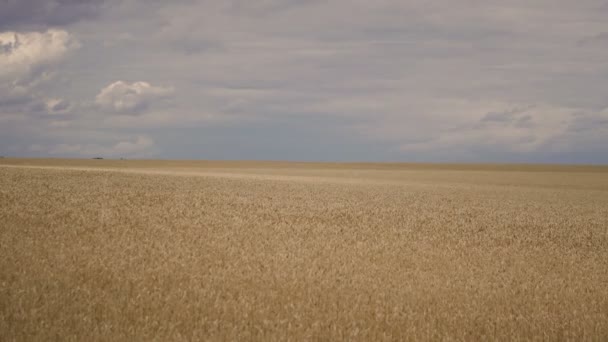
(1, 159, 607, 341)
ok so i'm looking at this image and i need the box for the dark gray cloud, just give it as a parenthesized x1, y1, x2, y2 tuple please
(0, 0, 105, 30)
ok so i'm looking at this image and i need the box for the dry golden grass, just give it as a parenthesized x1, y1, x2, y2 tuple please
(1, 159, 607, 341)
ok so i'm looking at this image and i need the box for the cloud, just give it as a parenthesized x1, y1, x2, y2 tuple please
(41, 135, 155, 157)
(45, 98, 72, 115)
(578, 32, 608, 47)
(0, 96, 74, 118)
(4, 1, 608, 162)
(0, 29, 78, 84)
(398, 103, 577, 158)
(111, 135, 154, 154)
(0, 85, 32, 107)
(566, 109, 608, 133)
(480, 107, 534, 123)
(95, 81, 174, 115)
(0, 29, 77, 120)
(0, 0, 105, 30)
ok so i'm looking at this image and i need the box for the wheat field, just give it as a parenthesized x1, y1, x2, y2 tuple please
(1, 158, 607, 341)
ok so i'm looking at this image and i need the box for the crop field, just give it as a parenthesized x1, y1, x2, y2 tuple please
(1, 158, 608, 341)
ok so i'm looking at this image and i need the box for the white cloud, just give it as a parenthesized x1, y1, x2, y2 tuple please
(95, 81, 174, 115)
(45, 98, 71, 114)
(0, 29, 77, 121)
(0, 29, 78, 84)
(397, 103, 577, 155)
(112, 135, 155, 155)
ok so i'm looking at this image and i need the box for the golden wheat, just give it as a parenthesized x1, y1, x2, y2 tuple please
(1, 159, 607, 341)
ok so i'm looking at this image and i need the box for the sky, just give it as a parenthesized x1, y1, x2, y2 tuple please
(1, 0, 608, 163)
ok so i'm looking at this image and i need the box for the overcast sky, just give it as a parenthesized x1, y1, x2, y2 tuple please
(1, 0, 608, 163)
